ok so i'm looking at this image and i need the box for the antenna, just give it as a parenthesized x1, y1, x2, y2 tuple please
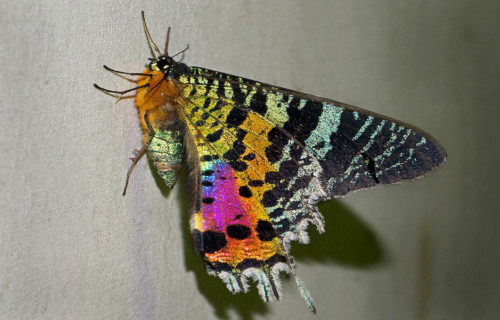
(164, 27, 171, 56)
(172, 44, 190, 58)
(141, 11, 161, 58)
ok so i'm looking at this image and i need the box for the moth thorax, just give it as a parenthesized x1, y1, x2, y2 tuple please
(136, 75, 182, 113)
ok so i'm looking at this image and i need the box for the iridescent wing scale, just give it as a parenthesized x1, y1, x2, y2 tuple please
(172, 67, 446, 311)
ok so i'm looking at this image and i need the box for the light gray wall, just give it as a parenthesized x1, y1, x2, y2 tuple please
(1, 0, 499, 319)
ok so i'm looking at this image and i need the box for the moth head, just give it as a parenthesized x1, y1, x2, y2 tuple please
(148, 55, 189, 79)
(142, 12, 190, 79)
(148, 55, 175, 72)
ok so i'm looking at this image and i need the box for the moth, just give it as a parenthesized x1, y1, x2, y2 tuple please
(95, 12, 446, 312)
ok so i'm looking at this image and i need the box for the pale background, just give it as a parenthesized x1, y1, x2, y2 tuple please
(1, 0, 499, 319)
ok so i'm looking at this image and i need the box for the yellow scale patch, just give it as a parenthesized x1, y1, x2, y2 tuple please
(263, 91, 290, 126)
(186, 86, 284, 206)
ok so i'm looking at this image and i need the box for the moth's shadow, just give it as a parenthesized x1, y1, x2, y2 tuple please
(153, 166, 383, 319)
(292, 200, 383, 267)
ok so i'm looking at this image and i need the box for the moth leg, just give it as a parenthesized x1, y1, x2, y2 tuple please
(122, 112, 155, 196)
(94, 83, 150, 96)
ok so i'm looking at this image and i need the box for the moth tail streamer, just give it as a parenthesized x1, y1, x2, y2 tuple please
(294, 273, 317, 313)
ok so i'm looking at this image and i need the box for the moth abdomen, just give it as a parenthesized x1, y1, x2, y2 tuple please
(148, 128, 185, 188)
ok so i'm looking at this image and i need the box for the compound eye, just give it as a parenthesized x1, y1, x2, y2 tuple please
(155, 56, 168, 69)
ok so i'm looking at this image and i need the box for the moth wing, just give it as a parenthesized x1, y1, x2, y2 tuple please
(189, 67, 447, 197)
(180, 92, 322, 309)
(177, 68, 446, 311)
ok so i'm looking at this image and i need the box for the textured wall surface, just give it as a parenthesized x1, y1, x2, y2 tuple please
(1, 1, 499, 319)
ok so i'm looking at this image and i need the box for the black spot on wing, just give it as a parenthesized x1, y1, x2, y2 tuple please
(268, 127, 289, 148)
(201, 155, 218, 162)
(202, 197, 215, 204)
(256, 220, 277, 241)
(249, 90, 268, 115)
(261, 190, 278, 207)
(193, 230, 227, 254)
(230, 160, 248, 172)
(238, 186, 252, 198)
(223, 149, 240, 161)
(202, 170, 214, 176)
(231, 84, 246, 103)
(265, 144, 282, 163)
(243, 153, 256, 161)
(361, 152, 380, 184)
(226, 224, 252, 240)
(264, 172, 283, 184)
(283, 100, 323, 143)
(265, 127, 289, 163)
(236, 128, 247, 140)
(206, 128, 223, 142)
(226, 108, 248, 127)
(232, 140, 246, 155)
(248, 180, 264, 187)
